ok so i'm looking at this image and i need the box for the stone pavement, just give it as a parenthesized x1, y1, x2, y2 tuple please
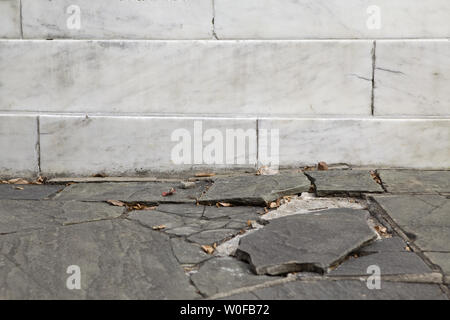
(0, 169, 449, 300)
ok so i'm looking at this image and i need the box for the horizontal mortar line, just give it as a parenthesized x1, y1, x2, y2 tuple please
(0, 111, 449, 120)
(0, 38, 449, 42)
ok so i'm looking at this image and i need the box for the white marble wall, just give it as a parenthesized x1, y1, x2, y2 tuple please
(39, 115, 257, 176)
(259, 118, 450, 169)
(0, 0, 20, 38)
(0, 114, 38, 177)
(22, 0, 213, 39)
(0, 40, 373, 116)
(215, 0, 450, 39)
(375, 40, 450, 116)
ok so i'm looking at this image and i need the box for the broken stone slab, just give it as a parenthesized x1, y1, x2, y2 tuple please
(199, 174, 311, 206)
(224, 280, 447, 300)
(190, 257, 276, 297)
(425, 252, 450, 283)
(378, 170, 450, 193)
(187, 229, 240, 245)
(154, 203, 205, 218)
(357, 237, 409, 253)
(203, 206, 264, 221)
(0, 184, 64, 200)
(236, 208, 377, 275)
(170, 238, 211, 265)
(372, 195, 450, 251)
(305, 170, 383, 196)
(330, 252, 432, 276)
(0, 200, 124, 234)
(0, 220, 199, 299)
(54, 181, 209, 203)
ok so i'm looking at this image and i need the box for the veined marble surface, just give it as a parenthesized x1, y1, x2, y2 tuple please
(39, 115, 258, 176)
(259, 118, 450, 169)
(0, 114, 38, 177)
(0, 0, 20, 38)
(22, 0, 213, 39)
(375, 40, 450, 116)
(0, 40, 373, 116)
(215, 0, 450, 39)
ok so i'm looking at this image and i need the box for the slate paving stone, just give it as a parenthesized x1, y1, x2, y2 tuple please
(226, 280, 447, 300)
(54, 181, 209, 203)
(203, 206, 264, 221)
(190, 257, 276, 297)
(424, 252, 450, 281)
(357, 237, 408, 253)
(170, 238, 211, 265)
(305, 170, 383, 196)
(199, 174, 311, 206)
(0, 220, 199, 299)
(0, 200, 124, 234)
(0, 184, 64, 200)
(187, 229, 239, 245)
(330, 252, 432, 276)
(373, 195, 450, 251)
(155, 203, 205, 218)
(236, 208, 377, 275)
(379, 170, 450, 193)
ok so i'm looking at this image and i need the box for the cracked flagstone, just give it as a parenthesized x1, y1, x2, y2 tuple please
(0, 200, 124, 234)
(305, 170, 383, 196)
(222, 280, 448, 300)
(378, 170, 450, 193)
(0, 184, 64, 200)
(236, 208, 377, 275)
(199, 174, 311, 206)
(190, 257, 276, 297)
(372, 195, 450, 251)
(424, 252, 450, 283)
(0, 220, 199, 300)
(54, 181, 208, 203)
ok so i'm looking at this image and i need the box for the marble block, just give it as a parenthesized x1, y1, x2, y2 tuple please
(0, 40, 373, 116)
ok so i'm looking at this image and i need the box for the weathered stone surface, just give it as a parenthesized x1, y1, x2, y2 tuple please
(330, 252, 432, 276)
(199, 174, 311, 206)
(305, 170, 383, 196)
(187, 229, 239, 246)
(0, 200, 123, 234)
(357, 237, 408, 253)
(236, 209, 377, 275)
(170, 239, 210, 265)
(156, 204, 204, 218)
(0, 184, 64, 200)
(231, 280, 447, 300)
(203, 206, 263, 221)
(55, 181, 208, 203)
(373, 195, 450, 251)
(0, 220, 199, 299)
(379, 170, 450, 193)
(425, 252, 450, 283)
(190, 257, 275, 297)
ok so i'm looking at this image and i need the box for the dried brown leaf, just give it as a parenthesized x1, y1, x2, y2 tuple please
(106, 200, 126, 207)
(195, 172, 216, 177)
(201, 245, 215, 255)
(152, 225, 166, 231)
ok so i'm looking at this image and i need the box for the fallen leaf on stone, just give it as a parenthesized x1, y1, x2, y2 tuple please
(33, 176, 46, 185)
(152, 225, 166, 231)
(195, 172, 215, 177)
(317, 161, 329, 171)
(217, 202, 232, 207)
(263, 208, 269, 214)
(370, 171, 382, 184)
(268, 199, 281, 209)
(374, 225, 388, 236)
(106, 200, 126, 207)
(130, 203, 157, 211)
(162, 188, 176, 197)
(14, 186, 24, 190)
(7, 178, 30, 185)
(201, 245, 215, 255)
(405, 246, 411, 252)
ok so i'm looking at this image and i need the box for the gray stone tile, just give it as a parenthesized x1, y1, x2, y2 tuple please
(203, 206, 264, 221)
(305, 170, 383, 196)
(170, 238, 211, 265)
(199, 174, 311, 206)
(330, 252, 432, 276)
(236, 209, 377, 275)
(373, 195, 450, 251)
(424, 252, 450, 279)
(156, 203, 205, 218)
(379, 170, 450, 193)
(0, 200, 123, 234)
(187, 229, 239, 245)
(243, 280, 447, 300)
(190, 257, 275, 297)
(0, 220, 199, 299)
(0, 184, 64, 200)
(54, 181, 208, 203)
(358, 237, 409, 253)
